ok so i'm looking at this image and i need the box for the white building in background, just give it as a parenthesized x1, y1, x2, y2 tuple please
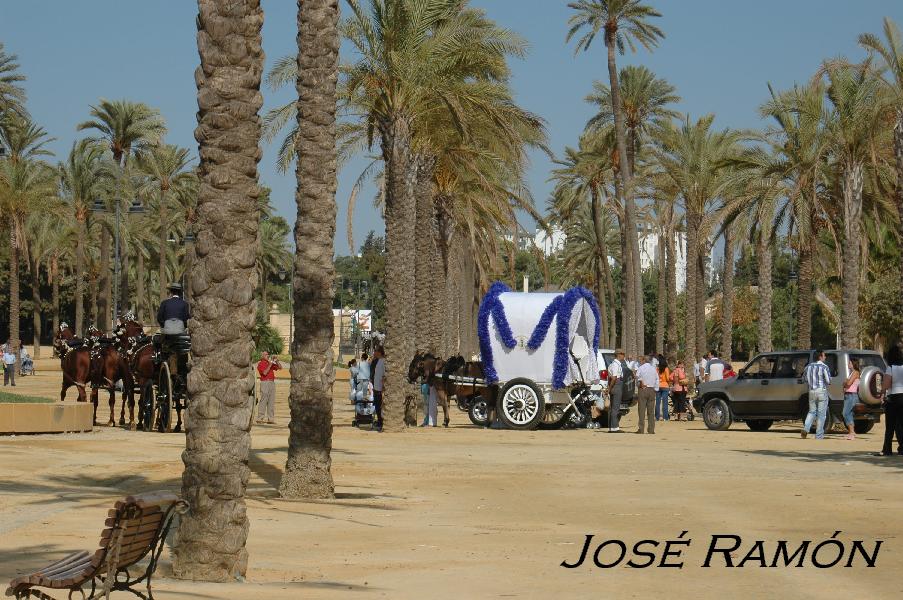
(638, 229, 688, 293)
(531, 226, 565, 256)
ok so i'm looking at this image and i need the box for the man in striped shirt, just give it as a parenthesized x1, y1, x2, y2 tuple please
(802, 350, 832, 439)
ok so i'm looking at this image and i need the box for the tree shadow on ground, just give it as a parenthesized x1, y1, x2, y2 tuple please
(0, 473, 181, 506)
(0, 544, 70, 580)
(734, 448, 903, 472)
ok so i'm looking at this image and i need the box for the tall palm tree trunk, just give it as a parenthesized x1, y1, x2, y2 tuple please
(655, 230, 666, 353)
(136, 249, 145, 322)
(380, 116, 416, 431)
(618, 223, 630, 351)
(280, 0, 339, 500)
(99, 226, 111, 331)
(75, 218, 86, 334)
(720, 223, 735, 360)
(840, 160, 864, 348)
(684, 214, 699, 365)
(30, 252, 41, 359)
(589, 186, 609, 348)
(696, 245, 707, 356)
(414, 154, 439, 354)
(173, 0, 263, 581)
(796, 208, 815, 350)
(120, 234, 130, 314)
(9, 226, 20, 372)
(88, 271, 98, 328)
(604, 252, 617, 349)
(895, 110, 903, 341)
(51, 255, 60, 335)
(159, 190, 168, 300)
(757, 229, 774, 353)
(665, 210, 678, 355)
(606, 32, 643, 355)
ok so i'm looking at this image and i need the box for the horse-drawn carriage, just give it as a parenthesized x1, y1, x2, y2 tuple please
(117, 318, 191, 433)
(411, 282, 604, 430)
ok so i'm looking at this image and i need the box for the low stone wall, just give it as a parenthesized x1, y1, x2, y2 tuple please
(0, 402, 93, 434)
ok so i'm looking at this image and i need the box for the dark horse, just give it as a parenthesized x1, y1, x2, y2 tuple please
(407, 352, 494, 427)
(115, 318, 154, 428)
(87, 337, 134, 427)
(53, 325, 90, 405)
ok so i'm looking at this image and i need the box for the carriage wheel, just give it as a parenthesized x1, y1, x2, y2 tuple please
(156, 362, 174, 433)
(139, 381, 155, 432)
(497, 378, 545, 430)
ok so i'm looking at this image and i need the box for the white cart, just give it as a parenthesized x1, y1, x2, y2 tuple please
(476, 283, 601, 430)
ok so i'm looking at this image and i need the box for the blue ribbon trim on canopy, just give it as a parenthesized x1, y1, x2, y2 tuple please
(477, 282, 601, 389)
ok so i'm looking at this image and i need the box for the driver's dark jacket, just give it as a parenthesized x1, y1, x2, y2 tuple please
(157, 296, 191, 329)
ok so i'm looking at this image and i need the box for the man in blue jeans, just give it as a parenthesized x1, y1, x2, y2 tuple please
(802, 350, 832, 439)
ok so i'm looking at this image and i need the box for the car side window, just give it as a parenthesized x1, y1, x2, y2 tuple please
(775, 353, 810, 379)
(824, 353, 839, 377)
(743, 355, 776, 379)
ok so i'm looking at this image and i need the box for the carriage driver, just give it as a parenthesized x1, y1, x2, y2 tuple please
(157, 283, 191, 334)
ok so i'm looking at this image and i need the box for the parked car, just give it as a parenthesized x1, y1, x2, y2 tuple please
(693, 349, 885, 433)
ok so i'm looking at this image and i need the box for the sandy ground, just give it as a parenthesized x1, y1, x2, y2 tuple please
(0, 359, 901, 599)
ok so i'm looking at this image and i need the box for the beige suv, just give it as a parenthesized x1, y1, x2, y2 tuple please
(694, 349, 885, 433)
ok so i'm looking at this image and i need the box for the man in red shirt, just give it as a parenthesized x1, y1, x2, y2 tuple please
(256, 351, 281, 424)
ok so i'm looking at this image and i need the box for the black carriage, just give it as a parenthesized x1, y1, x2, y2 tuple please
(139, 333, 191, 433)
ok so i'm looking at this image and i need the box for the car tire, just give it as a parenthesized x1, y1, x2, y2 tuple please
(853, 420, 875, 434)
(858, 367, 884, 405)
(746, 419, 773, 432)
(702, 397, 732, 431)
(468, 397, 490, 427)
(497, 378, 545, 430)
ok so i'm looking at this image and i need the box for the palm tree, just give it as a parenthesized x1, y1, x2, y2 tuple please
(758, 82, 830, 349)
(0, 42, 26, 119)
(655, 115, 745, 363)
(585, 66, 678, 352)
(59, 140, 107, 334)
(136, 143, 194, 300)
(821, 61, 883, 347)
(278, 0, 340, 500)
(859, 18, 903, 338)
(0, 115, 54, 366)
(342, 0, 533, 428)
(567, 0, 665, 355)
(172, 0, 263, 582)
(78, 99, 165, 328)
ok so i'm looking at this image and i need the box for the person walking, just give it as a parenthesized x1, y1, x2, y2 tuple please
(670, 360, 689, 421)
(371, 346, 386, 432)
(606, 349, 627, 433)
(842, 358, 861, 441)
(256, 351, 281, 424)
(635, 355, 658, 434)
(655, 354, 671, 422)
(801, 350, 832, 440)
(2, 343, 15, 386)
(877, 344, 903, 456)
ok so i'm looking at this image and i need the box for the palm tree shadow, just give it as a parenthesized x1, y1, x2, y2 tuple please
(734, 448, 903, 471)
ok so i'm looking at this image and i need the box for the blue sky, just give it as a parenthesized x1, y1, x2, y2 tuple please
(2, 1, 901, 255)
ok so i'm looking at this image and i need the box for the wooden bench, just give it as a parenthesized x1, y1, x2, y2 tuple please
(5, 492, 186, 600)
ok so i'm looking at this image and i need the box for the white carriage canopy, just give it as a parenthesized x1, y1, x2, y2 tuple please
(477, 282, 600, 389)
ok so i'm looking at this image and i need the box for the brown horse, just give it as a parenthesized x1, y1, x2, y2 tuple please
(88, 341, 134, 427)
(115, 318, 153, 427)
(54, 326, 90, 404)
(408, 352, 495, 427)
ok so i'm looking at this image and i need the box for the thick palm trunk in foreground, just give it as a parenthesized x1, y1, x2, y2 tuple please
(173, 0, 263, 581)
(279, 0, 338, 500)
(414, 155, 440, 354)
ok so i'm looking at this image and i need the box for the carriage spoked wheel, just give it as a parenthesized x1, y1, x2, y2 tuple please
(498, 378, 545, 430)
(139, 381, 155, 432)
(155, 362, 175, 433)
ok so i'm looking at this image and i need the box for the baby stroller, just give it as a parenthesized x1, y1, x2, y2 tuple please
(19, 352, 34, 376)
(350, 377, 375, 427)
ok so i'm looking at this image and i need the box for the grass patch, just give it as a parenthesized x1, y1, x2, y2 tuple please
(0, 390, 54, 403)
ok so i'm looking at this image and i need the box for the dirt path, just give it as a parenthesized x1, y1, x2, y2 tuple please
(0, 367, 900, 599)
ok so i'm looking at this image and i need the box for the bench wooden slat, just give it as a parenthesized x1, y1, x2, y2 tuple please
(100, 517, 164, 543)
(35, 554, 92, 579)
